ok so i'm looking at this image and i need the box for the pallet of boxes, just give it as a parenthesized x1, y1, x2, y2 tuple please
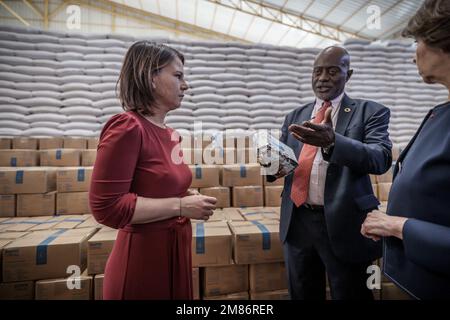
(186, 132, 289, 300)
(0, 136, 115, 300)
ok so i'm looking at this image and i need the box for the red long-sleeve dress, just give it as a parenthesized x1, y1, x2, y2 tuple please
(89, 111, 193, 300)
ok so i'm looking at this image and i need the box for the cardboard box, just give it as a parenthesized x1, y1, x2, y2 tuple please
(198, 208, 245, 223)
(2, 228, 96, 282)
(203, 147, 236, 165)
(39, 137, 63, 150)
(376, 166, 394, 183)
(228, 220, 283, 264)
(63, 137, 87, 149)
(182, 148, 203, 165)
(221, 208, 246, 221)
(0, 150, 39, 166)
(264, 176, 284, 186)
(75, 215, 102, 229)
(235, 148, 257, 164)
(192, 268, 200, 300)
(0, 167, 57, 194)
(0, 239, 11, 282)
(94, 274, 104, 300)
(238, 207, 279, 221)
(0, 231, 28, 240)
(0, 281, 34, 300)
(249, 262, 287, 292)
(87, 227, 118, 275)
(40, 149, 81, 167)
(191, 221, 232, 267)
(189, 165, 220, 188)
(57, 192, 90, 215)
(0, 137, 12, 149)
(12, 137, 38, 150)
(221, 164, 262, 187)
(392, 145, 401, 161)
(199, 187, 230, 208)
(370, 175, 377, 184)
(81, 150, 97, 166)
(378, 183, 392, 202)
(0, 216, 53, 232)
(372, 184, 378, 198)
(53, 215, 89, 230)
(35, 271, 92, 300)
(0, 194, 15, 217)
(202, 264, 248, 297)
(232, 186, 264, 207)
(250, 289, 289, 300)
(87, 137, 99, 150)
(203, 291, 249, 300)
(57, 167, 93, 192)
(16, 191, 56, 217)
(381, 283, 411, 300)
(379, 201, 388, 213)
(264, 186, 283, 207)
(27, 215, 68, 231)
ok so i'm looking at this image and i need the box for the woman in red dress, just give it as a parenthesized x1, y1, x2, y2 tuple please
(89, 41, 217, 300)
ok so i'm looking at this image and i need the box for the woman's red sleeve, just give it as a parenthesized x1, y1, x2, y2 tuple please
(89, 114, 142, 229)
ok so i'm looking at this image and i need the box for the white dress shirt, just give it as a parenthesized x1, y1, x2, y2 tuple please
(306, 92, 344, 206)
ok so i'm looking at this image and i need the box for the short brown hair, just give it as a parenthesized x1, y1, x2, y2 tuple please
(402, 0, 450, 53)
(117, 41, 185, 115)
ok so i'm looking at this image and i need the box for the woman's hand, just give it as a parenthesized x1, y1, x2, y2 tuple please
(180, 195, 217, 221)
(361, 211, 408, 241)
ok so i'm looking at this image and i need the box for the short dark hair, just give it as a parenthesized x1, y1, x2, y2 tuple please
(402, 0, 450, 53)
(117, 41, 185, 115)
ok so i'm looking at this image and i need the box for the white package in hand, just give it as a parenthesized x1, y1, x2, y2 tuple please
(253, 131, 298, 178)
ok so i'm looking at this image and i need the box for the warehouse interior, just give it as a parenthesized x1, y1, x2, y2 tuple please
(0, 0, 444, 300)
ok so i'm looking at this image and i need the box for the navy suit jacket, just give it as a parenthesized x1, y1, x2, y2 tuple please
(383, 102, 450, 299)
(274, 94, 392, 263)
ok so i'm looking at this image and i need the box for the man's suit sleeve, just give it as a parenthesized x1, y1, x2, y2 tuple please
(266, 112, 291, 183)
(402, 219, 450, 277)
(323, 106, 392, 175)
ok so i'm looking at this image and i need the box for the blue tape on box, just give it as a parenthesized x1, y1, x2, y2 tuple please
(56, 149, 62, 160)
(15, 170, 23, 184)
(251, 221, 271, 250)
(77, 168, 85, 182)
(240, 165, 246, 178)
(196, 223, 205, 254)
(36, 229, 68, 265)
(10, 157, 17, 167)
(195, 165, 202, 179)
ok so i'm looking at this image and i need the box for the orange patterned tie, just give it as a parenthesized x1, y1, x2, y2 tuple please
(290, 101, 332, 207)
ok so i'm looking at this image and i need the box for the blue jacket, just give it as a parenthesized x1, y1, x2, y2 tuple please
(273, 94, 392, 263)
(384, 101, 450, 299)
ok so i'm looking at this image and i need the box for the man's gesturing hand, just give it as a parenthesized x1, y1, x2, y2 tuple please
(288, 107, 335, 148)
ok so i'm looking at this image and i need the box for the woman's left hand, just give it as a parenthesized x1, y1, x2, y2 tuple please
(361, 211, 408, 240)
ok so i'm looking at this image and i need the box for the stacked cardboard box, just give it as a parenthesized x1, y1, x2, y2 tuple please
(228, 220, 283, 264)
(87, 227, 118, 275)
(2, 227, 96, 282)
(0, 150, 39, 166)
(0, 167, 57, 194)
(191, 221, 232, 267)
(56, 167, 93, 215)
(40, 149, 81, 167)
(202, 264, 248, 298)
(35, 270, 92, 300)
(0, 195, 15, 217)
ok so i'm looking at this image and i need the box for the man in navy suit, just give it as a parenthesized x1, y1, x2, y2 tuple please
(269, 46, 392, 299)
